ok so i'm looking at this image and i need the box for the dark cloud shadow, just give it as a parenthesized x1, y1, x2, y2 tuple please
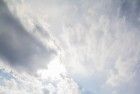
(120, 0, 140, 28)
(0, 0, 56, 74)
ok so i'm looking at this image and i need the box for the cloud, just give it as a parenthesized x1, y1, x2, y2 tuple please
(23, 0, 140, 94)
(120, 0, 140, 27)
(0, 58, 80, 94)
(0, 0, 57, 74)
(0, 0, 140, 94)
(0, 1, 81, 94)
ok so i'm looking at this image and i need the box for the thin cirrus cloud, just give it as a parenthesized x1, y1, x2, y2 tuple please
(26, 0, 140, 94)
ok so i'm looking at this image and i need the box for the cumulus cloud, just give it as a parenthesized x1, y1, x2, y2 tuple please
(0, 57, 80, 94)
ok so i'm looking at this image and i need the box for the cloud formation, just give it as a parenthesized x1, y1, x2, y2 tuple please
(24, 0, 140, 94)
(0, 1, 81, 94)
(0, 0, 57, 73)
(0, 0, 140, 94)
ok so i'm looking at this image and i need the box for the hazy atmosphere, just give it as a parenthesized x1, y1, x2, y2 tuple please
(0, 0, 140, 94)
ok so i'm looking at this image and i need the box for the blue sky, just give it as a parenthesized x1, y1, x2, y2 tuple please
(0, 0, 140, 94)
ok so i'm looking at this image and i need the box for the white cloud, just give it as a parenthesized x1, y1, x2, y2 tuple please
(0, 57, 80, 94)
(24, 0, 140, 94)
(0, 0, 140, 94)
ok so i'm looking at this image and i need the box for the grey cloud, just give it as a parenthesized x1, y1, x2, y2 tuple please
(120, 0, 140, 28)
(43, 89, 49, 94)
(0, 0, 56, 73)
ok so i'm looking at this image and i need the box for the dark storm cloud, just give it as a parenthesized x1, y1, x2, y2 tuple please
(0, 0, 56, 73)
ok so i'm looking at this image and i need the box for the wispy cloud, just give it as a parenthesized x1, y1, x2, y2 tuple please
(24, 0, 140, 94)
(0, 0, 140, 94)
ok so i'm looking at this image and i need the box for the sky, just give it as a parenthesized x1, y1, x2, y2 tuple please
(0, 0, 140, 94)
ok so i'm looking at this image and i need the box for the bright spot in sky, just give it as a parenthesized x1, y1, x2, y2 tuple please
(37, 56, 66, 80)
